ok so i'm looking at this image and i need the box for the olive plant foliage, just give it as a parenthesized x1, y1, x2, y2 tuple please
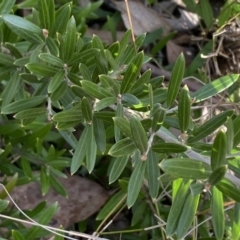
(1, 0, 240, 239)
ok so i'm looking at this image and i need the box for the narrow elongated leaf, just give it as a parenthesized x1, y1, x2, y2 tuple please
(178, 85, 191, 133)
(38, 0, 55, 31)
(0, 199, 9, 212)
(0, 0, 15, 15)
(166, 179, 192, 236)
(211, 186, 225, 240)
(114, 103, 123, 142)
(48, 71, 65, 93)
(50, 174, 67, 197)
(26, 63, 58, 77)
(81, 97, 93, 123)
(127, 161, 146, 207)
(187, 110, 234, 143)
(39, 53, 63, 67)
(12, 230, 25, 240)
(166, 53, 185, 108)
(211, 130, 227, 170)
(63, 16, 76, 62)
(226, 117, 234, 154)
(122, 93, 140, 105)
(233, 115, 240, 147)
(130, 116, 148, 155)
(108, 138, 137, 157)
(2, 14, 42, 34)
(93, 117, 106, 154)
(232, 203, 240, 240)
(159, 158, 212, 179)
(216, 179, 240, 202)
(95, 97, 116, 111)
(0, 173, 18, 199)
(199, 0, 214, 28)
(113, 117, 132, 138)
(81, 80, 113, 99)
(71, 126, 90, 174)
(96, 190, 126, 220)
(192, 74, 239, 103)
(50, 80, 67, 102)
(21, 157, 32, 179)
(14, 108, 47, 119)
(109, 155, 129, 184)
(86, 125, 97, 173)
(151, 143, 187, 153)
(1, 95, 46, 114)
(52, 103, 82, 122)
(46, 37, 59, 56)
(92, 34, 104, 51)
(79, 63, 92, 81)
(40, 167, 50, 196)
(208, 165, 227, 186)
(1, 72, 21, 107)
(151, 107, 166, 132)
(176, 192, 200, 239)
(120, 51, 144, 94)
(50, 3, 71, 35)
(146, 150, 160, 198)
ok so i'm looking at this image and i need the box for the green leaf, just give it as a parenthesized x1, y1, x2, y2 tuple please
(21, 157, 32, 179)
(0, 52, 14, 65)
(81, 97, 93, 123)
(79, 63, 92, 81)
(71, 125, 91, 174)
(12, 230, 25, 240)
(99, 74, 120, 96)
(0, 173, 18, 199)
(93, 117, 106, 154)
(108, 138, 137, 157)
(0, 199, 9, 212)
(0, 0, 15, 15)
(151, 106, 166, 132)
(48, 71, 65, 93)
(159, 158, 212, 179)
(38, 0, 55, 31)
(50, 80, 67, 102)
(81, 80, 113, 99)
(166, 53, 185, 108)
(176, 192, 200, 239)
(95, 97, 116, 111)
(2, 14, 42, 34)
(151, 143, 187, 153)
(226, 117, 234, 154)
(114, 103, 123, 142)
(216, 179, 240, 202)
(113, 117, 132, 138)
(40, 167, 50, 196)
(109, 155, 129, 184)
(208, 165, 227, 186)
(92, 34, 104, 51)
(211, 130, 227, 170)
(178, 85, 191, 133)
(25, 203, 58, 239)
(50, 174, 67, 197)
(122, 93, 140, 105)
(233, 115, 240, 147)
(232, 203, 240, 240)
(38, 53, 64, 67)
(14, 107, 46, 119)
(211, 186, 225, 240)
(1, 72, 21, 108)
(63, 16, 76, 62)
(46, 37, 59, 56)
(166, 179, 192, 236)
(146, 150, 160, 198)
(26, 63, 58, 77)
(187, 110, 234, 143)
(199, 0, 214, 28)
(130, 116, 148, 155)
(52, 103, 82, 122)
(1, 95, 46, 114)
(86, 125, 97, 173)
(127, 160, 146, 207)
(120, 51, 144, 94)
(192, 74, 239, 103)
(96, 190, 126, 220)
(51, 3, 71, 35)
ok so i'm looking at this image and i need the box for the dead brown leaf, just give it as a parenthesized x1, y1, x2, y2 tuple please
(113, 0, 172, 36)
(3, 174, 109, 228)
